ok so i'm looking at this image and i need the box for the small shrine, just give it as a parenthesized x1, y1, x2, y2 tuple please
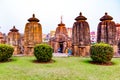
(97, 12, 117, 54)
(72, 12, 90, 56)
(49, 17, 72, 53)
(7, 26, 21, 55)
(24, 14, 42, 55)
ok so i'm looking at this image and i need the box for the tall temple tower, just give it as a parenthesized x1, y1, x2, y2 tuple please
(97, 13, 117, 54)
(7, 26, 21, 55)
(49, 17, 72, 53)
(24, 14, 42, 55)
(72, 12, 90, 56)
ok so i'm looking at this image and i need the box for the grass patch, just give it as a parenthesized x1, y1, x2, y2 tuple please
(32, 59, 55, 64)
(0, 56, 120, 80)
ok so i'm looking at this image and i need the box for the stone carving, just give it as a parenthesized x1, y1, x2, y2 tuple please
(24, 14, 42, 55)
(72, 12, 90, 56)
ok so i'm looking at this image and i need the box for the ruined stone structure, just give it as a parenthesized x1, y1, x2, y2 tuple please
(72, 12, 90, 56)
(7, 26, 21, 55)
(24, 14, 42, 55)
(0, 32, 6, 44)
(97, 13, 117, 54)
(49, 17, 72, 53)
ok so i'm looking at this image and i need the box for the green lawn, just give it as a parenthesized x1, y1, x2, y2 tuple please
(0, 56, 120, 80)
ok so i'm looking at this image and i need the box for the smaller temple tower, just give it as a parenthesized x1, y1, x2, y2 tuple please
(49, 17, 72, 53)
(0, 32, 6, 44)
(72, 12, 90, 56)
(97, 12, 117, 54)
(116, 23, 120, 54)
(24, 14, 42, 55)
(7, 26, 21, 55)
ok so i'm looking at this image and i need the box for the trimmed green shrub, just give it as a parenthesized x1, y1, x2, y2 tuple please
(34, 44, 53, 62)
(0, 44, 14, 61)
(90, 43, 114, 63)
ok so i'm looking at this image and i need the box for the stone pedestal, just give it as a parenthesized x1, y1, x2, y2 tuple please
(113, 45, 118, 55)
(85, 46, 90, 56)
(79, 46, 86, 56)
(73, 45, 79, 56)
(13, 46, 20, 55)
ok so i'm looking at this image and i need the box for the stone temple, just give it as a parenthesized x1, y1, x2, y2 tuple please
(7, 26, 21, 55)
(97, 13, 117, 54)
(24, 14, 42, 55)
(72, 12, 90, 56)
(49, 17, 72, 53)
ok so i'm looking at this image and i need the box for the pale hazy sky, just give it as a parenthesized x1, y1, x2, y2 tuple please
(0, 0, 120, 34)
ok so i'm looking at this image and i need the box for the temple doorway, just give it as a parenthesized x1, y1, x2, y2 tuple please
(58, 42, 64, 53)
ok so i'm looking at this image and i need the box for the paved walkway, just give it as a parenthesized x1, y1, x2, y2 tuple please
(53, 53, 68, 57)
(13, 53, 69, 57)
(13, 53, 120, 58)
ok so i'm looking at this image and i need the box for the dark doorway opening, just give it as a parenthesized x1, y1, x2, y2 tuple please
(58, 42, 63, 53)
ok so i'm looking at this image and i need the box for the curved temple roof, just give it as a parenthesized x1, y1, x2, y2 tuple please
(28, 14, 39, 22)
(100, 12, 113, 21)
(75, 12, 87, 21)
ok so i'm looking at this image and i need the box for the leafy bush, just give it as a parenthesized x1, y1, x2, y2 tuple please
(90, 43, 113, 63)
(0, 44, 14, 61)
(34, 44, 53, 62)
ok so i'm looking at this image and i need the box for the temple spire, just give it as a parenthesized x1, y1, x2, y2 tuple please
(58, 16, 65, 26)
(61, 16, 63, 24)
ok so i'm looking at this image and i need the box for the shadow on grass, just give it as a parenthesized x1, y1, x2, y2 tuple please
(30, 59, 56, 64)
(0, 58, 17, 63)
(82, 59, 116, 66)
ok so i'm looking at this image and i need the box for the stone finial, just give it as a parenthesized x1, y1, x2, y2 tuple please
(61, 16, 63, 24)
(33, 14, 35, 18)
(105, 12, 108, 15)
(79, 12, 82, 16)
(13, 26, 15, 28)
